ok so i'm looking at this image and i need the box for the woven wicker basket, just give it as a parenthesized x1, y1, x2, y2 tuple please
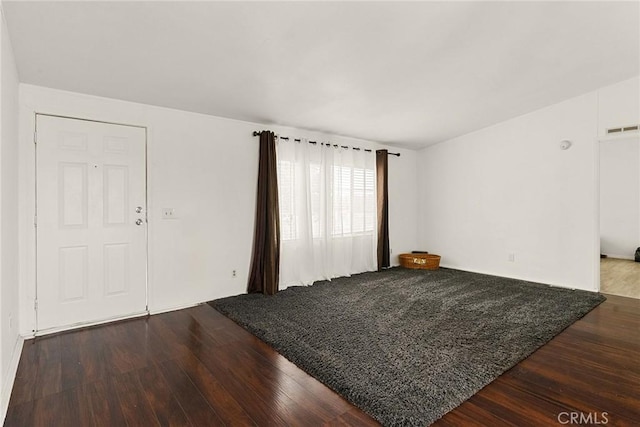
(399, 253, 441, 270)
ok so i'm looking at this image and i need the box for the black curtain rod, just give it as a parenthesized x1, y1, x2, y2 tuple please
(252, 131, 400, 157)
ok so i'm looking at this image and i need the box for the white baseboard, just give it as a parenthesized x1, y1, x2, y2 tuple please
(149, 301, 203, 316)
(27, 302, 207, 339)
(34, 311, 149, 337)
(601, 254, 635, 261)
(1, 335, 24, 425)
(438, 263, 597, 292)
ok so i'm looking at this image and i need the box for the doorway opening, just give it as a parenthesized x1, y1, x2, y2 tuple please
(598, 135, 640, 299)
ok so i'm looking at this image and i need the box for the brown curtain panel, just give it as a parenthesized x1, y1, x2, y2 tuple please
(376, 149, 390, 270)
(247, 131, 280, 295)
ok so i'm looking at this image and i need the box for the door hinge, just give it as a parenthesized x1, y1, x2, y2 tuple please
(34, 299, 38, 311)
(34, 215, 37, 228)
(34, 131, 37, 144)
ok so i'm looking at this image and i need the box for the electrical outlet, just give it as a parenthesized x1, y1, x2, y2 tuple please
(162, 208, 177, 219)
(508, 253, 515, 262)
(232, 270, 237, 278)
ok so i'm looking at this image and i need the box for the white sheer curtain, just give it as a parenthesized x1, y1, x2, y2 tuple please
(277, 139, 377, 288)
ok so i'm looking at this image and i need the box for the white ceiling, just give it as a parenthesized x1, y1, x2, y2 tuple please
(4, 1, 639, 148)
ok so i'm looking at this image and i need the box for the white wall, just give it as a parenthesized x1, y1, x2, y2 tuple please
(0, 5, 21, 420)
(598, 77, 640, 138)
(417, 76, 639, 291)
(387, 148, 418, 264)
(18, 84, 418, 335)
(600, 138, 639, 259)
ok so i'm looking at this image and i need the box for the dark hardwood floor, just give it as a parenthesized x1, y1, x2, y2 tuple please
(4, 293, 639, 426)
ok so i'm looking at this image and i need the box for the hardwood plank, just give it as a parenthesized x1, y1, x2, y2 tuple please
(30, 391, 64, 427)
(504, 358, 640, 421)
(158, 312, 310, 426)
(175, 352, 256, 426)
(8, 342, 38, 406)
(538, 334, 639, 374)
(433, 402, 507, 427)
(30, 388, 84, 427)
(185, 304, 360, 420)
(174, 306, 348, 419)
(464, 380, 579, 425)
(324, 408, 380, 426)
(178, 350, 284, 426)
(145, 313, 200, 361)
(214, 344, 331, 425)
(3, 400, 34, 427)
(225, 341, 350, 422)
(83, 378, 128, 427)
(241, 339, 358, 416)
(73, 386, 95, 427)
(101, 321, 157, 375)
(32, 359, 61, 400)
(137, 365, 192, 427)
(35, 335, 61, 365)
(59, 328, 110, 391)
(112, 370, 161, 427)
(159, 310, 334, 425)
(159, 359, 224, 426)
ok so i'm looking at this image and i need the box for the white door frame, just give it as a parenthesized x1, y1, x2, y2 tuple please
(33, 112, 150, 336)
(594, 137, 602, 293)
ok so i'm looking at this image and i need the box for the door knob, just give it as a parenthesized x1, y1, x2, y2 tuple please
(135, 206, 143, 213)
(136, 219, 143, 226)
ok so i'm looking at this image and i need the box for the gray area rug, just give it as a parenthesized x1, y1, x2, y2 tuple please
(209, 267, 605, 426)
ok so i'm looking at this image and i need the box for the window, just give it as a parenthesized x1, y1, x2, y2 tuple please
(277, 160, 297, 241)
(309, 164, 322, 238)
(331, 166, 375, 236)
(278, 160, 375, 241)
(276, 141, 377, 287)
(355, 168, 376, 233)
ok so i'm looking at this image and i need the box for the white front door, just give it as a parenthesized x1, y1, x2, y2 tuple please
(36, 115, 147, 331)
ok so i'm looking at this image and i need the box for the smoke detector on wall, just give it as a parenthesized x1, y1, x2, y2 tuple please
(559, 140, 572, 150)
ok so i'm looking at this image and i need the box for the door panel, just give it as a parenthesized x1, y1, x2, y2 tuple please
(36, 115, 147, 331)
(104, 243, 129, 295)
(59, 162, 88, 227)
(58, 245, 88, 302)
